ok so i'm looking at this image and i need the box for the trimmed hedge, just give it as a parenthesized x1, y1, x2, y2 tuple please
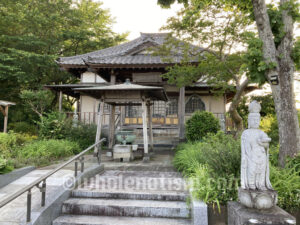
(185, 111, 220, 142)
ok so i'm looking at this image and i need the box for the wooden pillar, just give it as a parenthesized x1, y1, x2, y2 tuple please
(108, 105, 116, 149)
(147, 103, 154, 152)
(120, 106, 125, 126)
(59, 91, 63, 112)
(110, 69, 116, 84)
(108, 69, 116, 149)
(142, 100, 149, 162)
(178, 87, 185, 141)
(94, 100, 104, 155)
(3, 106, 8, 133)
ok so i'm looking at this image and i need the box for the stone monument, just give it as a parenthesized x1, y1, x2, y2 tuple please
(228, 101, 296, 225)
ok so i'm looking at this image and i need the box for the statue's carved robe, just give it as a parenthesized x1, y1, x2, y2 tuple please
(241, 129, 273, 190)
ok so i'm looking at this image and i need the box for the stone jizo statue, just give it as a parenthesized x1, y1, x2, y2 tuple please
(239, 101, 277, 209)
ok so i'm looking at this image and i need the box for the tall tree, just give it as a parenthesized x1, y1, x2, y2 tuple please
(158, 0, 300, 167)
(156, 4, 254, 131)
(0, 0, 127, 124)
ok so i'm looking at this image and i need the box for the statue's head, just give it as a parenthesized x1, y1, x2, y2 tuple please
(248, 101, 261, 129)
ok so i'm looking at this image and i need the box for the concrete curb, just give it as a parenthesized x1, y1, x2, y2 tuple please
(192, 199, 208, 225)
(28, 164, 104, 225)
(0, 166, 35, 189)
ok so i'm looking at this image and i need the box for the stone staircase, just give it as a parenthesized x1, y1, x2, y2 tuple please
(53, 170, 191, 225)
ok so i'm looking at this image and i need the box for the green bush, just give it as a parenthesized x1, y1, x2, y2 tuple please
(17, 139, 80, 166)
(174, 132, 240, 206)
(0, 156, 13, 174)
(174, 131, 300, 211)
(199, 132, 241, 177)
(0, 132, 37, 158)
(185, 111, 220, 142)
(38, 112, 71, 139)
(65, 123, 97, 149)
(9, 121, 38, 135)
(173, 142, 206, 175)
(190, 165, 239, 208)
(270, 160, 300, 211)
(174, 132, 240, 177)
(0, 132, 17, 158)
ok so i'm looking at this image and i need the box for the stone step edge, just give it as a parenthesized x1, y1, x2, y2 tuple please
(62, 198, 190, 219)
(71, 190, 188, 201)
(53, 214, 192, 225)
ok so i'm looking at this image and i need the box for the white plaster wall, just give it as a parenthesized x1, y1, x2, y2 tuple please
(80, 95, 110, 125)
(81, 72, 106, 83)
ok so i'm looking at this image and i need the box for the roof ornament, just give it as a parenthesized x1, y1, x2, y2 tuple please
(125, 79, 131, 85)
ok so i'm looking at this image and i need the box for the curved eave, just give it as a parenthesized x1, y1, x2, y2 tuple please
(85, 62, 198, 69)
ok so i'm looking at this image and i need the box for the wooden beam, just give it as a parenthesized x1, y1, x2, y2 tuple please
(108, 105, 116, 149)
(3, 106, 8, 133)
(142, 100, 149, 162)
(178, 87, 185, 141)
(94, 100, 104, 156)
(147, 103, 154, 152)
(59, 91, 63, 112)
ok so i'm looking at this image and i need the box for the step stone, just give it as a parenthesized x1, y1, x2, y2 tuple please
(53, 215, 191, 225)
(71, 189, 188, 201)
(62, 198, 190, 219)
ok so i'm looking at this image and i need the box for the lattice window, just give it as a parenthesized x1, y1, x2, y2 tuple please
(152, 101, 166, 118)
(125, 105, 142, 117)
(185, 95, 205, 113)
(104, 103, 110, 113)
(166, 98, 178, 116)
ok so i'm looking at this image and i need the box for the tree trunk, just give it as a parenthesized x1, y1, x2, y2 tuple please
(252, 0, 300, 167)
(277, 0, 300, 165)
(229, 79, 249, 133)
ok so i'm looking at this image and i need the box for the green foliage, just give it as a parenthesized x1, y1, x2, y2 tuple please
(199, 132, 241, 177)
(0, 157, 13, 174)
(64, 123, 97, 149)
(0, 132, 17, 158)
(292, 38, 300, 70)
(174, 131, 300, 210)
(37, 112, 98, 149)
(173, 142, 206, 175)
(261, 115, 279, 146)
(190, 165, 238, 207)
(241, 32, 272, 85)
(20, 90, 55, 117)
(185, 111, 220, 141)
(0, 131, 37, 158)
(270, 160, 300, 211)
(38, 112, 71, 139)
(0, 0, 127, 125)
(174, 132, 240, 206)
(8, 122, 38, 135)
(17, 139, 80, 166)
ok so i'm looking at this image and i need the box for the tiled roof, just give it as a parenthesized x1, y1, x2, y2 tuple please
(74, 80, 168, 102)
(57, 33, 202, 67)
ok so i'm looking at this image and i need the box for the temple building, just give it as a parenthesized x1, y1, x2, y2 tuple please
(46, 33, 234, 145)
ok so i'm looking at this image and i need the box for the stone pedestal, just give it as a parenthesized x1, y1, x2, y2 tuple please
(113, 145, 133, 162)
(238, 188, 278, 210)
(228, 201, 296, 225)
